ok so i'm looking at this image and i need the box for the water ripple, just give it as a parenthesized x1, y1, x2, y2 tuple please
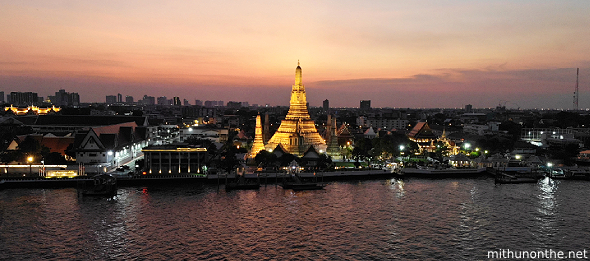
(1, 178, 590, 260)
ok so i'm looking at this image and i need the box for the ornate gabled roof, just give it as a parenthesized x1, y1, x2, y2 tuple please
(271, 144, 287, 157)
(408, 122, 437, 139)
(338, 124, 351, 136)
(302, 145, 321, 159)
(364, 127, 376, 136)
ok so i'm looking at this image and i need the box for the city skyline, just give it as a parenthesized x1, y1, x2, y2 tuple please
(1, 1, 590, 109)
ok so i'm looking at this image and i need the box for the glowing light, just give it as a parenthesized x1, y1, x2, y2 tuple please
(107, 151, 113, 156)
(27, 156, 33, 162)
(46, 170, 78, 178)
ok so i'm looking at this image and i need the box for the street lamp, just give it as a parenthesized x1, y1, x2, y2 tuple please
(547, 162, 553, 176)
(399, 145, 405, 155)
(27, 156, 33, 176)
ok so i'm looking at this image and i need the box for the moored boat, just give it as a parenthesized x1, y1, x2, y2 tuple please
(78, 174, 117, 197)
(399, 166, 487, 177)
(281, 182, 325, 190)
(549, 167, 590, 180)
(494, 171, 542, 184)
(280, 174, 325, 190)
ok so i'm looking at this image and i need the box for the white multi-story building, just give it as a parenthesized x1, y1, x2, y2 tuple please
(463, 122, 500, 135)
(179, 127, 229, 143)
(357, 116, 409, 130)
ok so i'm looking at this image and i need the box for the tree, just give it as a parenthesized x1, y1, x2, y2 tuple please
(254, 150, 278, 168)
(44, 152, 67, 165)
(352, 138, 372, 162)
(17, 136, 41, 155)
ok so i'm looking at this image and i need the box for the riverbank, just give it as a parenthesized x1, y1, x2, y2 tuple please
(0, 170, 401, 189)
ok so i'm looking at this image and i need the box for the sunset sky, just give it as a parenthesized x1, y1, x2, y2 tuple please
(1, 1, 589, 109)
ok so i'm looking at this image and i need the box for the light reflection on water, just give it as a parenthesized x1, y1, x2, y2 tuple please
(1, 178, 590, 260)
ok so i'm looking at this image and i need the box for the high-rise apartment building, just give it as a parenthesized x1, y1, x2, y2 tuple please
(125, 95, 134, 104)
(10, 92, 38, 106)
(360, 100, 371, 110)
(157, 96, 168, 105)
(142, 95, 155, 105)
(106, 95, 117, 104)
(49, 89, 80, 106)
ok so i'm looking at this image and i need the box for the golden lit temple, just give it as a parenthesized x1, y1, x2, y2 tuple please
(4, 105, 61, 115)
(265, 62, 326, 156)
(250, 114, 266, 157)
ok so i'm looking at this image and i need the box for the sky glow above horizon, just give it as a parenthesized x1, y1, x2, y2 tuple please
(1, 1, 590, 109)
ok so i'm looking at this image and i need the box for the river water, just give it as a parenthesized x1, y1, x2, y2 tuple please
(1, 177, 589, 260)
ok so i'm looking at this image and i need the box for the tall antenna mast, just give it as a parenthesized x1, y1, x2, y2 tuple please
(574, 68, 579, 110)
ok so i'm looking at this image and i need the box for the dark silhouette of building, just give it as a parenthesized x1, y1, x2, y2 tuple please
(157, 96, 168, 105)
(323, 99, 329, 112)
(360, 100, 371, 110)
(125, 95, 134, 104)
(117, 93, 122, 103)
(106, 95, 117, 104)
(142, 95, 155, 105)
(10, 92, 38, 106)
(49, 89, 80, 106)
(173, 97, 181, 106)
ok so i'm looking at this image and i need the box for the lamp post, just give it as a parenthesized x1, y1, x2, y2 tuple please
(547, 162, 553, 177)
(464, 143, 471, 152)
(27, 156, 33, 176)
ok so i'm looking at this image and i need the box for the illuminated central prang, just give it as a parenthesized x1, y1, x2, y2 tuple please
(265, 62, 326, 156)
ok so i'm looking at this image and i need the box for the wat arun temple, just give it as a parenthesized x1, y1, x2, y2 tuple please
(250, 62, 327, 157)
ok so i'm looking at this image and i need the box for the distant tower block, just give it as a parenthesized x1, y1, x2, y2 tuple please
(465, 104, 472, 113)
(265, 62, 326, 156)
(250, 114, 266, 157)
(360, 100, 371, 110)
(323, 99, 329, 112)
